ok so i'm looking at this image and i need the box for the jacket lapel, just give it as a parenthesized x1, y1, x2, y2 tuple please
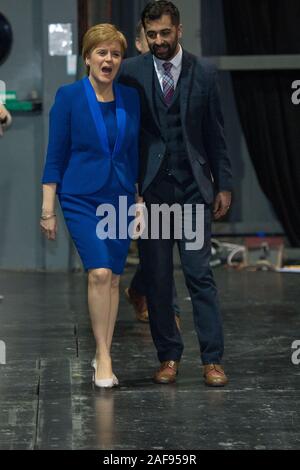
(143, 50, 194, 131)
(112, 83, 126, 158)
(83, 77, 127, 157)
(143, 53, 161, 131)
(180, 50, 194, 130)
(83, 76, 110, 156)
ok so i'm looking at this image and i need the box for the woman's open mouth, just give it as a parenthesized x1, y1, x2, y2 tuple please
(102, 66, 113, 75)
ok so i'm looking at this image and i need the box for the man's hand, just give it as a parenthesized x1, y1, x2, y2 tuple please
(0, 104, 10, 124)
(213, 191, 232, 220)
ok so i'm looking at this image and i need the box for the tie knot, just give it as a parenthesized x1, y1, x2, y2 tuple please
(163, 62, 173, 73)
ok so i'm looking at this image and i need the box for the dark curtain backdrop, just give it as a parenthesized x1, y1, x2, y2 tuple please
(223, 0, 300, 246)
(78, 0, 89, 52)
(111, 0, 149, 57)
(77, 0, 148, 57)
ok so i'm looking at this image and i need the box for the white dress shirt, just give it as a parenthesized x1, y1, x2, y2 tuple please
(153, 44, 183, 91)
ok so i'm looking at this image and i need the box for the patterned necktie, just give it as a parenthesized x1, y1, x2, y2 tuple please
(162, 62, 175, 106)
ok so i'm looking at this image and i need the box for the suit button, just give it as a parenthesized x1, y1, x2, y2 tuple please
(158, 154, 163, 160)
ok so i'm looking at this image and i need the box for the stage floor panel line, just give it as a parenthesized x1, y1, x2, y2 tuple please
(0, 269, 299, 450)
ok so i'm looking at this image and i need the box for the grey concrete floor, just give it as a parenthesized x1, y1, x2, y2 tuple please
(0, 266, 299, 450)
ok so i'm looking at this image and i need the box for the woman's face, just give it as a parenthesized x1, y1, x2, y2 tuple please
(86, 41, 123, 85)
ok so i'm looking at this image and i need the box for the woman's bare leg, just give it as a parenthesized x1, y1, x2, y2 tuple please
(106, 274, 120, 353)
(88, 268, 113, 379)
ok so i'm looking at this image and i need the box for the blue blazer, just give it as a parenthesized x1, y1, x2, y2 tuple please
(42, 77, 140, 195)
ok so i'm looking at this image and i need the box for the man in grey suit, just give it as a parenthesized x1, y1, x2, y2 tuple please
(119, 1, 232, 386)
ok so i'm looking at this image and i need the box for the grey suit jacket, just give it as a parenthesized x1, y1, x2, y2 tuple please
(118, 49, 232, 204)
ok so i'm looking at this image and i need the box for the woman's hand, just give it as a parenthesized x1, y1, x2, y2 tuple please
(40, 215, 57, 240)
(135, 195, 144, 204)
(132, 200, 146, 239)
(41, 184, 57, 240)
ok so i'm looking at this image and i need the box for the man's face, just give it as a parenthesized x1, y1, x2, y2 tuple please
(144, 14, 182, 61)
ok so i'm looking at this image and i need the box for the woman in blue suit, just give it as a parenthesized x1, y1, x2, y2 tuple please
(40, 24, 141, 388)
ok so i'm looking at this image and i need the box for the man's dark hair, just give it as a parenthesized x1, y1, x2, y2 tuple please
(136, 20, 143, 39)
(141, 1, 180, 28)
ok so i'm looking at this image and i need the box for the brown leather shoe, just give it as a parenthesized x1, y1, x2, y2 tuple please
(203, 364, 228, 387)
(125, 287, 149, 322)
(153, 360, 179, 384)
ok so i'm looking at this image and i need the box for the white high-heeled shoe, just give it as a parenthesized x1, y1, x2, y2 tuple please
(91, 358, 119, 384)
(91, 358, 119, 388)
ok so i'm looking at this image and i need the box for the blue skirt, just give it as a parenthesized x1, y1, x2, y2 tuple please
(59, 171, 135, 274)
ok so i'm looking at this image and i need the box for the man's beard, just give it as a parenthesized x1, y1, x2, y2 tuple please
(150, 39, 178, 61)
